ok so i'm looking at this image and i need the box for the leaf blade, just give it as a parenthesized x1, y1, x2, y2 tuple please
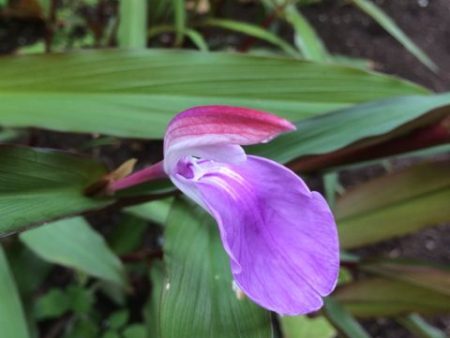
(0, 246, 30, 338)
(336, 161, 450, 248)
(0, 145, 111, 235)
(0, 50, 427, 139)
(20, 217, 126, 287)
(160, 199, 272, 338)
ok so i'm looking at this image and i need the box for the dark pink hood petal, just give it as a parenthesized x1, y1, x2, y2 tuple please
(164, 105, 295, 154)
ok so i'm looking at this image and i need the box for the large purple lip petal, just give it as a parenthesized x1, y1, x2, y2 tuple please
(168, 155, 339, 315)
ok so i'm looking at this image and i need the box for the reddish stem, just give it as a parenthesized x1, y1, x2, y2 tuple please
(110, 160, 167, 192)
(289, 118, 450, 172)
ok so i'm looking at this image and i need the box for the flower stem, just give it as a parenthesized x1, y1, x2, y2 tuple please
(110, 160, 167, 192)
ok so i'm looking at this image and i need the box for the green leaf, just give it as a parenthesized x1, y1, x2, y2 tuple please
(124, 198, 173, 225)
(34, 288, 71, 320)
(7, 244, 51, 299)
(0, 245, 30, 338)
(283, 4, 329, 61)
(159, 199, 272, 338)
(65, 317, 99, 338)
(0, 50, 426, 139)
(118, 0, 148, 48)
(397, 314, 447, 338)
(322, 298, 371, 338)
(336, 160, 450, 248)
(101, 331, 121, 338)
(0, 145, 111, 235)
(146, 260, 164, 338)
(173, 0, 186, 46)
(20, 217, 126, 287)
(66, 285, 94, 315)
(361, 259, 450, 296)
(123, 324, 147, 338)
(352, 0, 437, 71)
(333, 277, 450, 317)
(107, 310, 129, 330)
(108, 215, 148, 255)
(184, 29, 209, 51)
(281, 315, 336, 338)
(203, 18, 299, 57)
(250, 93, 450, 165)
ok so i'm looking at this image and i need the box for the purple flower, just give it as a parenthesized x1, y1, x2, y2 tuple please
(113, 106, 339, 315)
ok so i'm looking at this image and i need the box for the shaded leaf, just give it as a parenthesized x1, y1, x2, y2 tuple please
(159, 199, 272, 338)
(203, 18, 299, 57)
(7, 244, 51, 299)
(322, 298, 371, 338)
(0, 245, 30, 338)
(123, 324, 147, 338)
(361, 259, 450, 296)
(107, 310, 129, 330)
(333, 277, 450, 317)
(397, 314, 447, 338)
(20, 217, 126, 287)
(34, 288, 71, 320)
(108, 215, 148, 255)
(336, 160, 450, 248)
(146, 260, 164, 338)
(0, 50, 426, 139)
(0, 145, 111, 235)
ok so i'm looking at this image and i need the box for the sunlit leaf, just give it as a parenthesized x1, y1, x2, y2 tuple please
(159, 199, 272, 338)
(124, 198, 174, 225)
(118, 0, 148, 48)
(0, 50, 426, 139)
(0, 146, 111, 235)
(281, 315, 336, 338)
(20, 217, 126, 287)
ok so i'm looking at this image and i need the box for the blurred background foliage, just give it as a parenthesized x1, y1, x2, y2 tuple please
(0, 0, 449, 337)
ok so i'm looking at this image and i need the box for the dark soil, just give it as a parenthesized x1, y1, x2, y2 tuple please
(304, 0, 450, 91)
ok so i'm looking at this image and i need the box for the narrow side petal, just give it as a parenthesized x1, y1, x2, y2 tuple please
(171, 156, 339, 315)
(164, 106, 295, 154)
